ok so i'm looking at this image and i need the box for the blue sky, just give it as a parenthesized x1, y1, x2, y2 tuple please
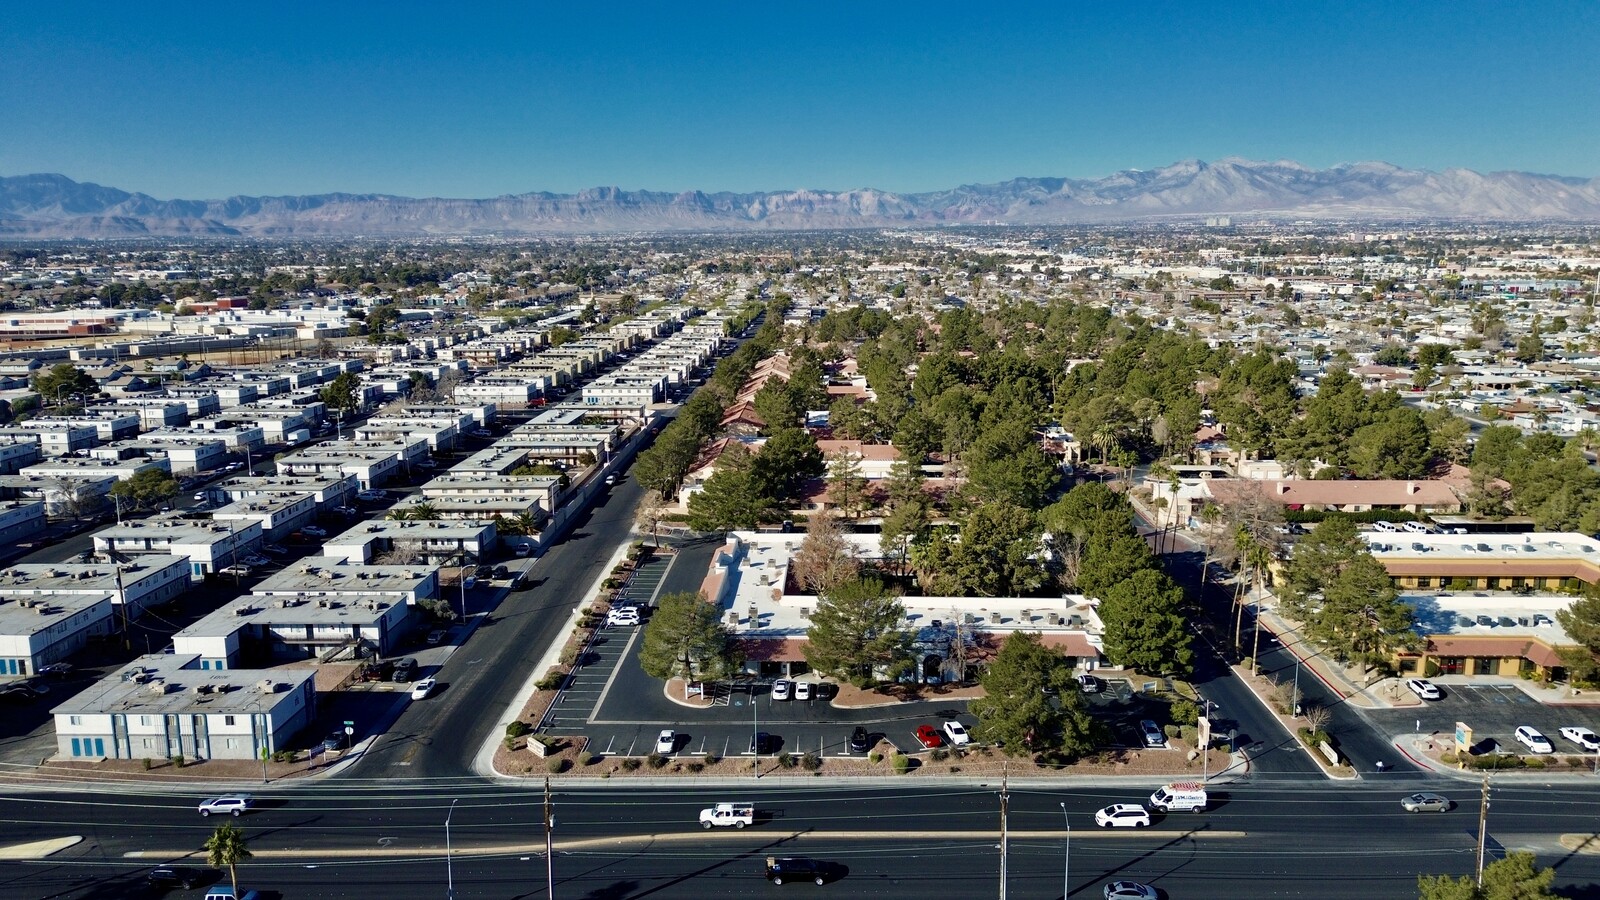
(2, 1, 1596, 199)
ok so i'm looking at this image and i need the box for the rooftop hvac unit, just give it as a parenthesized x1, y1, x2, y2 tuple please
(146, 679, 168, 695)
(1047, 612, 1061, 626)
(725, 610, 740, 627)
(233, 606, 253, 616)
(35, 604, 52, 615)
(989, 611, 1002, 624)
(317, 599, 331, 608)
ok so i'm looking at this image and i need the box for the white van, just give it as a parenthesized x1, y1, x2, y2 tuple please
(1371, 521, 1399, 533)
(1400, 521, 1430, 534)
(1149, 781, 1207, 813)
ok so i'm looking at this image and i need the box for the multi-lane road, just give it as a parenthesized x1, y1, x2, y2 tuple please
(3, 780, 1599, 899)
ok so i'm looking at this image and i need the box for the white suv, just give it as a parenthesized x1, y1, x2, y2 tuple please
(1515, 726, 1554, 754)
(197, 794, 253, 817)
(606, 607, 640, 627)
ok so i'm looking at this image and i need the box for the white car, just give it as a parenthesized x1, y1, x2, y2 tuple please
(1406, 678, 1442, 701)
(1094, 804, 1151, 828)
(793, 681, 812, 701)
(1515, 726, 1554, 754)
(1560, 726, 1600, 752)
(410, 677, 436, 700)
(300, 525, 327, 538)
(606, 607, 640, 627)
(771, 679, 792, 701)
(197, 794, 253, 817)
(942, 721, 971, 746)
(655, 729, 676, 754)
(1104, 883, 1159, 900)
(241, 554, 271, 568)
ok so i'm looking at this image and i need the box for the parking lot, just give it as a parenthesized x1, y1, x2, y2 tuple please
(1367, 679, 1600, 757)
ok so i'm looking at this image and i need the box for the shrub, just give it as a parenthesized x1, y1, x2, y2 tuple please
(505, 721, 531, 739)
(578, 752, 599, 767)
(1466, 754, 1525, 770)
(1179, 725, 1199, 747)
(536, 671, 567, 691)
(686, 761, 705, 773)
(142, 758, 152, 771)
(1440, 751, 1458, 765)
(1170, 699, 1200, 726)
(869, 751, 883, 764)
(776, 751, 796, 769)
(647, 752, 668, 769)
(546, 758, 569, 774)
(621, 758, 642, 772)
(558, 644, 579, 666)
(930, 748, 948, 762)
(1523, 756, 1546, 769)
(170, 754, 185, 769)
(1163, 724, 1181, 740)
(1240, 656, 1255, 672)
(703, 752, 719, 766)
(801, 752, 821, 771)
(892, 753, 910, 775)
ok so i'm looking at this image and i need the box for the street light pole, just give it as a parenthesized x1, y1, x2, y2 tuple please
(752, 685, 759, 780)
(544, 776, 555, 900)
(1059, 802, 1069, 900)
(459, 563, 472, 622)
(446, 798, 460, 900)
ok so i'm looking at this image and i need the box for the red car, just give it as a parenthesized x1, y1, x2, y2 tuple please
(914, 725, 944, 749)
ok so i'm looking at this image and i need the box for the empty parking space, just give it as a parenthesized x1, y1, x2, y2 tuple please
(1454, 684, 1533, 705)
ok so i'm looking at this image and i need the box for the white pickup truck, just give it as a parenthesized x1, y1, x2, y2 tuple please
(699, 802, 754, 829)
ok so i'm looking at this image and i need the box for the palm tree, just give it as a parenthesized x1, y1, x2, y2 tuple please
(204, 821, 252, 897)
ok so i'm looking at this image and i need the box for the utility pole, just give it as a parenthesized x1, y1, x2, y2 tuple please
(1475, 776, 1491, 886)
(998, 769, 1009, 900)
(544, 776, 555, 900)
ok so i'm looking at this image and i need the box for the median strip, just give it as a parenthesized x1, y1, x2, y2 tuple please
(125, 828, 1247, 861)
(0, 835, 83, 860)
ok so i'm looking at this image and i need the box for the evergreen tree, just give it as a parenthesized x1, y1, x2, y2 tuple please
(802, 576, 912, 686)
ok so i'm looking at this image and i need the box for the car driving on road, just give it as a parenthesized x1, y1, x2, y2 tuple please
(765, 856, 829, 885)
(1400, 792, 1451, 813)
(410, 677, 436, 700)
(1103, 882, 1158, 900)
(1094, 804, 1151, 828)
(197, 794, 252, 817)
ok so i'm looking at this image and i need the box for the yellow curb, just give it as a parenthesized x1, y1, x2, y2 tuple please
(1560, 834, 1600, 854)
(0, 835, 83, 860)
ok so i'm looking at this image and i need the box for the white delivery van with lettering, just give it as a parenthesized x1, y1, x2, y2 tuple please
(1149, 781, 1207, 812)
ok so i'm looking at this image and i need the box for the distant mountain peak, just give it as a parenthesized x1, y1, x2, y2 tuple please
(1, 158, 1597, 238)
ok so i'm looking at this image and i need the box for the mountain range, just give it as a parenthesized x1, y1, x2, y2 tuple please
(3, 158, 1598, 238)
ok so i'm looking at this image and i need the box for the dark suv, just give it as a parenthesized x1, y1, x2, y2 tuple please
(848, 726, 869, 754)
(391, 658, 418, 683)
(765, 856, 829, 885)
(147, 866, 202, 889)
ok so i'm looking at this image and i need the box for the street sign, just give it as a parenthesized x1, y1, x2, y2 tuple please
(344, 720, 355, 726)
(345, 726, 354, 736)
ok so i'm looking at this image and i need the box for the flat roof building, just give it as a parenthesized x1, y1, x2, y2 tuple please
(50, 653, 316, 761)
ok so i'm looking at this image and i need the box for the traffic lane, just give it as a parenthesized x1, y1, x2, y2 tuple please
(1182, 617, 1320, 777)
(352, 484, 641, 778)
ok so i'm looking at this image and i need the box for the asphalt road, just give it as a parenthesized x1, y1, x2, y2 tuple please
(6, 780, 1600, 899)
(347, 474, 649, 782)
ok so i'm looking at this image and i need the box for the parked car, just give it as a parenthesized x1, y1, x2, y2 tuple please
(514, 544, 532, 557)
(492, 565, 509, 580)
(604, 474, 617, 486)
(262, 543, 288, 556)
(197, 794, 253, 817)
(943, 720, 971, 746)
(1406, 678, 1443, 701)
(469, 428, 493, 439)
(462, 574, 478, 590)
(1094, 804, 1151, 828)
(793, 681, 812, 701)
(1076, 673, 1103, 693)
(425, 629, 447, 645)
(1103, 882, 1159, 900)
(606, 607, 640, 627)
(391, 657, 418, 682)
(1139, 720, 1167, 748)
(749, 732, 774, 754)
(193, 492, 208, 502)
(410, 677, 437, 700)
(357, 489, 388, 502)
(655, 729, 677, 754)
(241, 554, 271, 568)
(219, 564, 252, 578)
(914, 724, 944, 748)
(38, 662, 74, 678)
(771, 679, 792, 701)
(1400, 792, 1451, 813)
(848, 726, 870, 753)
(321, 731, 346, 753)
(0, 684, 43, 703)
(765, 856, 829, 886)
(1560, 726, 1600, 752)
(1516, 726, 1554, 753)
(300, 525, 327, 538)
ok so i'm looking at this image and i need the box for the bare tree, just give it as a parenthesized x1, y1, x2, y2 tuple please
(790, 514, 860, 594)
(637, 492, 672, 548)
(1302, 704, 1331, 733)
(375, 546, 421, 566)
